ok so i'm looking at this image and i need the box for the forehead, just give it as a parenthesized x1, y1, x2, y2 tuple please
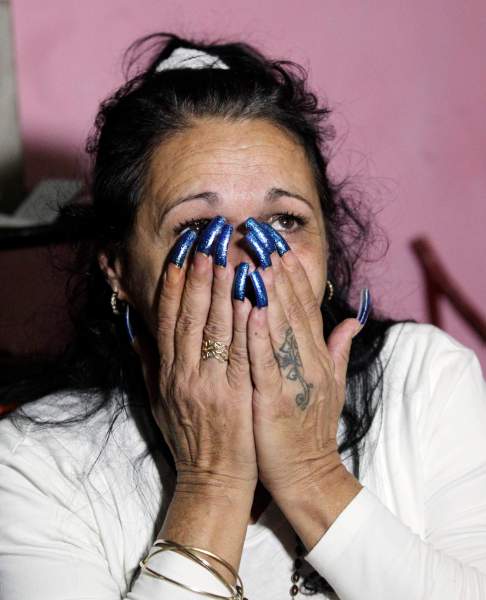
(146, 117, 318, 201)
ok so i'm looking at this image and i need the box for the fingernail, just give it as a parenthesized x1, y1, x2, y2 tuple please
(233, 262, 250, 300)
(213, 223, 233, 267)
(244, 217, 276, 254)
(260, 223, 290, 256)
(124, 304, 136, 344)
(353, 288, 371, 337)
(168, 228, 198, 268)
(196, 216, 226, 255)
(249, 270, 268, 308)
(245, 231, 272, 269)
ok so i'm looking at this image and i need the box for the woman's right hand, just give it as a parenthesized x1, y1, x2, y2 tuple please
(134, 220, 258, 496)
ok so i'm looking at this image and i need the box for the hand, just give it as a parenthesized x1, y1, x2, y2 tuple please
(247, 248, 361, 502)
(133, 224, 258, 495)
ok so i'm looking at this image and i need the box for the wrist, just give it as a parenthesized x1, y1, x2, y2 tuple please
(267, 450, 344, 505)
(275, 462, 363, 552)
(175, 470, 257, 504)
(160, 473, 256, 579)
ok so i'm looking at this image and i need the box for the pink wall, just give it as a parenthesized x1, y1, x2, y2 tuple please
(10, 0, 486, 365)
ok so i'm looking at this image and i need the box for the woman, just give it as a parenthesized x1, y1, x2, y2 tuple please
(1, 33, 485, 600)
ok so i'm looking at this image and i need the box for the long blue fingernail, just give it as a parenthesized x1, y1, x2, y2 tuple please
(168, 228, 198, 268)
(233, 262, 249, 300)
(196, 216, 226, 255)
(125, 304, 136, 344)
(213, 223, 233, 267)
(357, 288, 371, 325)
(245, 231, 272, 269)
(249, 270, 268, 307)
(260, 223, 290, 256)
(245, 218, 276, 254)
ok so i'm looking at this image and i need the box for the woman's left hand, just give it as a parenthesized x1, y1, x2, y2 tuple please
(247, 249, 361, 503)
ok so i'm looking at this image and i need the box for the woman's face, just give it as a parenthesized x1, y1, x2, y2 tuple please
(113, 117, 328, 335)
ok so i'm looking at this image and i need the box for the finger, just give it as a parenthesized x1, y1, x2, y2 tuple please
(200, 226, 235, 375)
(156, 228, 197, 366)
(247, 304, 281, 395)
(279, 248, 325, 351)
(254, 220, 324, 349)
(266, 252, 317, 366)
(325, 290, 371, 405)
(174, 251, 214, 372)
(326, 318, 359, 405)
(257, 265, 295, 369)
(174, 216, 226, 371)
(227, 289, 252, 386)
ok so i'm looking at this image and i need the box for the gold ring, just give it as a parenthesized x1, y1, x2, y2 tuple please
(201, 338, 230, 363)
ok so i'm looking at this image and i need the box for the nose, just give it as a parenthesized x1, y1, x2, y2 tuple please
(225, 225, 261, 271)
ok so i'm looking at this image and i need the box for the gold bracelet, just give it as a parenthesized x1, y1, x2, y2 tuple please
(153, 539, 246, 599)
(154, 538, 245, 593)
(139, 541, 246, 600)
(140, 547, 236, 599)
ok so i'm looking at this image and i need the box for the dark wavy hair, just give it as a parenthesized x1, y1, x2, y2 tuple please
(2, 33, 410, 595)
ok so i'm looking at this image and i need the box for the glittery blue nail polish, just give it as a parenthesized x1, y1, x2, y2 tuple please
(356, 288, 371, 325)
(124, 304, 136, 344)
(213, 223, 233, 267)
(168, 228, 198, 268)
(233, 262, 250, 300)
(244, 217, 276, 254)
(249, 270, 268, 308)
(245, 231, 272, 269)
(260, 223, 290, 256)
(196, 216, 226, 255)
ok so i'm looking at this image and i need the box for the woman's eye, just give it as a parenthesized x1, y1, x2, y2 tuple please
(173, 218, 211, 235)
(173, 212, 308, 236)
(268, 212, 308, 233)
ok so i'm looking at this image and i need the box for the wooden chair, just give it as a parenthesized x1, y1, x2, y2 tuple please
(410, 236, 486, 344)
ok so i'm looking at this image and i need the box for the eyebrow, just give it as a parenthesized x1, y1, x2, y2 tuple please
(156, 187, 314, 227)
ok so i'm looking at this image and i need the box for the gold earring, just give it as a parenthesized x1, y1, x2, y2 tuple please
(111, 290, 121, 315)
(326, 280, 334, 302)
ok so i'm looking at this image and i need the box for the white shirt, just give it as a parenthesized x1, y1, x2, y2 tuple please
(1, 322, 486, 599)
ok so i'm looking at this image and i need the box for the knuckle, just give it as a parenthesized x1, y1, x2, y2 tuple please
(232, 318, 246, 337)
(176, 311, 201, 337)
(170, 366, 193, 399)
(228, 343, 248, 365)
(286, 299, 305, 323)
(158, 354, 171, 378)
(285, 259, 299, 275)
(261, 350, 278, 373)
(275, 315, 290, 338)
(302, 295, 320, 317)
(204, 320, 230, 342)
(157, 313, 174, 337)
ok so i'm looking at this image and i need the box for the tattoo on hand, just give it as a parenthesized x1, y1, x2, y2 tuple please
(273, 327, 313, 410)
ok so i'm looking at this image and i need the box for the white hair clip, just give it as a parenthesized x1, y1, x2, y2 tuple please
(155, 47, 229, 73)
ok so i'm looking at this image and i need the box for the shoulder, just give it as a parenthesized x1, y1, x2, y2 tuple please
(381, 321, 481, 381)
(0, 388, 140, 480)
(378, 321, 485, 422)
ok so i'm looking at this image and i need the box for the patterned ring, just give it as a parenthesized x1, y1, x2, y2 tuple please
(201, 338, 230, 363)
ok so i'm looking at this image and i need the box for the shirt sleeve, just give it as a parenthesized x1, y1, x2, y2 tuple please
(305, 351, 486, 599)
(0, 445, 232, 600)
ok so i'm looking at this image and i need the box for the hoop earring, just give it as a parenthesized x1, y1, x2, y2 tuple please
(124, 303, 136, 345)
(326, 280, 334, 302)
(111, 290, 121, 315)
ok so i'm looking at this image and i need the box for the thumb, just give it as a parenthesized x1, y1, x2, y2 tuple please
(327, 318, 361, 399)
(327, 287, 372, 399)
